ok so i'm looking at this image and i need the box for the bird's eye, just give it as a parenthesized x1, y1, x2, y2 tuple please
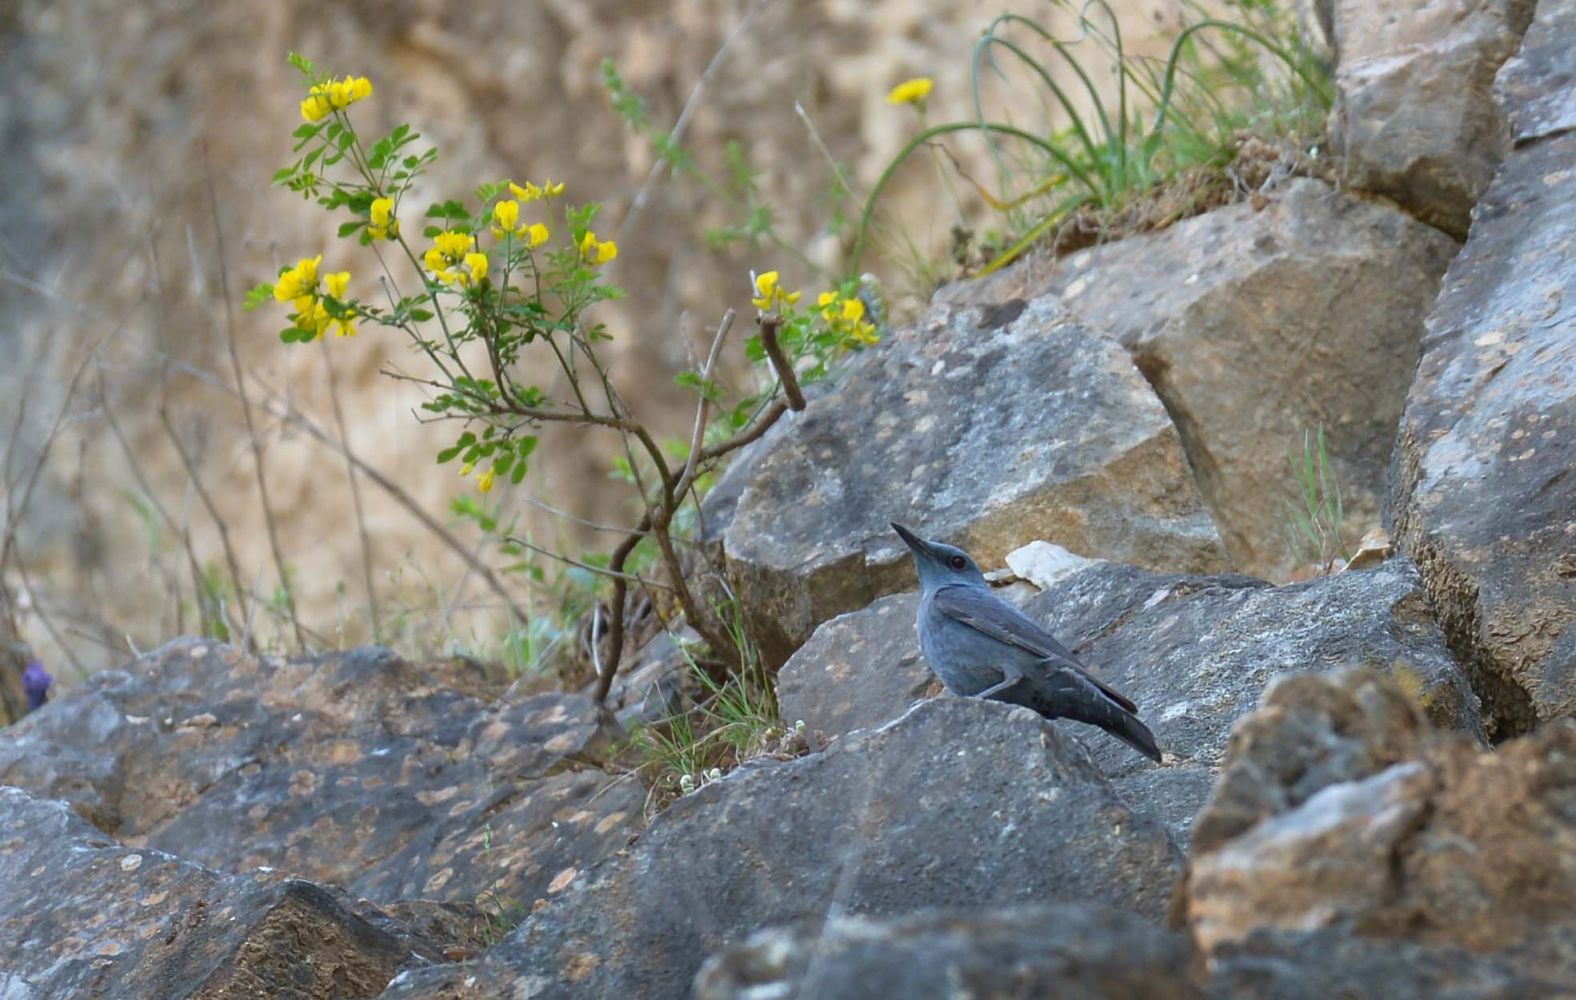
(949, 555, 967, 570)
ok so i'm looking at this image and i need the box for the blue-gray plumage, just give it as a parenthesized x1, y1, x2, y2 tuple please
(892, 523, 1162, 763)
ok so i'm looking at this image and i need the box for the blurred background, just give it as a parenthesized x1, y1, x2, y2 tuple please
(0, 0, 1193, 696)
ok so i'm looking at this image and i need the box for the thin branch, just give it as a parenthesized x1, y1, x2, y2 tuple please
(593, 511, 652, 704)
(204, 156, 303, 647)
(155, 404, 255, 652)
(756, 314, 806, 411)
(677, 309, 736, 504)
(503, 535, 673, 590)
(318, 336, 381, 636)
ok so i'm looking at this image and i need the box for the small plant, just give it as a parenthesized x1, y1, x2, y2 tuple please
(625, 593, 815, 816)
(1285, 425, 1350, 574)
(246, 55, 884, 697)
(853, 0, 1333, 275)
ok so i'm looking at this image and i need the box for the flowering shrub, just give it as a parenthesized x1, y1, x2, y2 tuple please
(245, 53, 880, 696)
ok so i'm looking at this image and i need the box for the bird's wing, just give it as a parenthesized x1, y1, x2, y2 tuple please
(932, 584, 1139, 714)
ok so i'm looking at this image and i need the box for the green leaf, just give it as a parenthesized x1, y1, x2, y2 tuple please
(243, 283, 275, 312)
(337, 220, 365, 238)
(409, 308, 433, 321)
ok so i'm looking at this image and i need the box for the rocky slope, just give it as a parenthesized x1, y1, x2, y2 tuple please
(1, 0, 1573, 997)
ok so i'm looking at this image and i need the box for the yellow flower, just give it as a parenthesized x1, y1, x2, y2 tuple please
(425, 231, 478, 286)
(300, 91, 333, 122)
(840, 297, 865, 323)
(526, 223, 550, 248)
(273, 255, 322, 302)
(751, 270, 802, 312)
(462, 252, 489, 286)
(491, 199, 522, 238)
(369, 197, 399, 240)
(477, 468, 497, 493)
(323, 271, 350, 299)
(302, 300, 332, 339)
(579, 231, 618, 264)
(332, 312, 357, 338)
(299, 76, 373, 122)
(886, 77, 934, 106)
(508, 179, 565, 203)
(460, 461, 475, 477)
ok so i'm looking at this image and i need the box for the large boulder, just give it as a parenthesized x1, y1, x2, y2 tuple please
(692, 904, 1199, 1000)
(0, 640, 644, 913)
(381, 697, 1183, 999)
(1185, 670, 1576, 983)
(0, 786, 438, 999)
(711, 295, 1227, 666)
(945, 180, 1458, 580)
(778, 555, 1483, 844)
(1391, 5, 1576, 735)
(1328, 0, 1537, 236)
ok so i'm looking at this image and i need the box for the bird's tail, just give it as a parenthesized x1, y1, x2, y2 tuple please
(1111, 709, 1162, 763)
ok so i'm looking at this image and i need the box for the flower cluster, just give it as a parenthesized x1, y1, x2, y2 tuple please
(750, 270, 800, 312)
(300, 75, 373, 122)
(424, 230, 489, 288)
(886, 76, 933, 107)
(272, 255, 356, 338)
(490, 200, 549, 247)
(818, 289, 879, 347)
(578, 230, 618, 265)
(508, 179, 565, 203)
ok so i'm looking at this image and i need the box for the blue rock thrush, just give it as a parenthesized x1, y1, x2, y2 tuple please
(892, 523, 1161, 762)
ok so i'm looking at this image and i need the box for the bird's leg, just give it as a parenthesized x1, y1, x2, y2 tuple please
(975, 666, 1022, 700)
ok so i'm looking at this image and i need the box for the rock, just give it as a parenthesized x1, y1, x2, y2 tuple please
(0, 640, 644, 914)
(712, 295, 1227, 666)
(1328, 0, 1537, 236)
(384, 697, 1183, 999)
(1390, 86, 1576, 733)
(946, 180, 1458, 581)
(778, 556, 1482, 845)
(691, 904, 1200, 1000)
(1004, 539, 1101, 590)
(1495, 0, 1576, 143)
(1206, 928, 1567, 999)
(1186, 670, 1576, 982)
(0, 786, 438, 999)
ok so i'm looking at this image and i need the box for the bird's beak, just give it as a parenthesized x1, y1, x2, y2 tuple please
(891, 522, 930, 557)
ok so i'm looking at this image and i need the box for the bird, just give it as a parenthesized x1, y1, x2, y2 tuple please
(891, 522, 1162, 762)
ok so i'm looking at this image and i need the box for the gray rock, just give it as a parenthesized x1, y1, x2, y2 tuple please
(0, 640, 644, 914)
(713, 295, 1227, 666)
(0, 786, 437, 999)
(382, 697, 1183, 999)
(1185, 670, 1576, 983)
(1495, 0, 1576, 143)
(778, 557, 1482, 845)
(1391, 129, 1576, 734)
(1207, 928, 1566, 999)
(947, 180, 1458, 580)
(1329, 0, 1537, 236)
(692, 904, 1200, 1000)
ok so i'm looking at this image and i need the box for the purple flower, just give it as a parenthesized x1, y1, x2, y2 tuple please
(22, 660, 51, 712)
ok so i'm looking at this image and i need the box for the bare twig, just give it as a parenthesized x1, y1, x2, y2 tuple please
(593, 510, 653, 704)
(755, 314, 806, 411)
(611, 1, 766, 262)
(677, 309, 736, 504)
(204, 157, 303, 647)
(318, 336, 381, 636)
(155, 404, 255, 652)
(503, 534, 673, 591)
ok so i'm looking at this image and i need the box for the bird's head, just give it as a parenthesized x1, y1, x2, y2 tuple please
(891, 522, 987, 592)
